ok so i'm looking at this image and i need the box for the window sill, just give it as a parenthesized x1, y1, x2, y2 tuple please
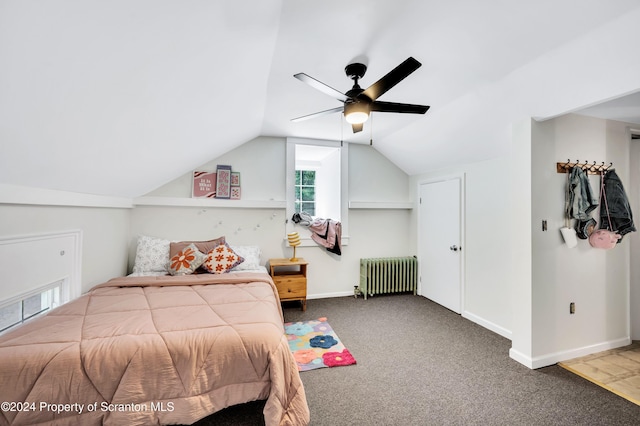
(284, 235, 349, 247)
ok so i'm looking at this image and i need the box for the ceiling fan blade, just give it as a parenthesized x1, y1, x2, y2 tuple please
(291, 106, 343, 122)
(371, 101, 430, 114)
(294, 73, 350, 102)
(351, 123, 364, 133)
(360, 57, 422, 101)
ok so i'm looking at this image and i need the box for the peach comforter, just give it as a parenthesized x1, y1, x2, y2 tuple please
(0, 273, 309, 426)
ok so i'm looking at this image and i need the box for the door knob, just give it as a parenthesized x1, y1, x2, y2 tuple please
(450, 245, 459, 251)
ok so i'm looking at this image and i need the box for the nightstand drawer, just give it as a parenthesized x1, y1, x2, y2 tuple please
(269, 258, 308, 311)
(274, 277, 306, 299)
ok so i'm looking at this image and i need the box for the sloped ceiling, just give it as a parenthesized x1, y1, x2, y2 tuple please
(1, 0, 640, 198)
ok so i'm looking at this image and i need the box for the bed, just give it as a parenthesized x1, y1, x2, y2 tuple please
(0, 237, 310, 426)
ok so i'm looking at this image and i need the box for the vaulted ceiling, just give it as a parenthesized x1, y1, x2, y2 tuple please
(2, 0, 640, 198)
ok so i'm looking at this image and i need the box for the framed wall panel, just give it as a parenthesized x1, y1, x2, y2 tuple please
(215, 165, 232, 199)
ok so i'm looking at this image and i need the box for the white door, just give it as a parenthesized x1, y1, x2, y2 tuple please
(419, 178, 462, 313)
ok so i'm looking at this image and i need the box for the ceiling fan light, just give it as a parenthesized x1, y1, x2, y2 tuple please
(345, 111, 369, 124)
(344, 102, 369, 124)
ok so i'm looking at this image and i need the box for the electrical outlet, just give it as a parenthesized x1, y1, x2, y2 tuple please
(570, 302, 575, 314)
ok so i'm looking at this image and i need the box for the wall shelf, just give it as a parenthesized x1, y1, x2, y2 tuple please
(133, 197, 286, 209)
(348, 201, 414, 210)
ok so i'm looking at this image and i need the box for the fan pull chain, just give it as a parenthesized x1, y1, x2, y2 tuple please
(340, 112, 344, 146)
(369, 114, 373, 145)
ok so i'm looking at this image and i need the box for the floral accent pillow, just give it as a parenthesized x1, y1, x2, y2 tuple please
(132, 235, 171, 273)
(168, 243, 206, 276)
(202, 243, 245, 274)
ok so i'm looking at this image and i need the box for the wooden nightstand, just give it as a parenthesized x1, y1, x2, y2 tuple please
(269, 258, 308, 311)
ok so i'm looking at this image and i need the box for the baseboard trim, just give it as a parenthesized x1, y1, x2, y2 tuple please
(463, 310, 512, 340)
(509, 348, 535, 369)
(510, 337, 632, 369)
(307, 291, 354, 300)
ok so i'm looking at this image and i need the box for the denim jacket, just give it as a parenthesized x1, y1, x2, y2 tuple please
(565, 166, 598, 221)
(599, 169, 636, 240)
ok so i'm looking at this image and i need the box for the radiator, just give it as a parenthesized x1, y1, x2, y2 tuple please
(359, 257, 418, 300)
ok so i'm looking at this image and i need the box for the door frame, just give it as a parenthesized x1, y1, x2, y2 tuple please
(417, 173, 466, 314)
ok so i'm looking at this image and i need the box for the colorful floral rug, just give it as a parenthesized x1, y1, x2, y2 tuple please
(284, 317, 356, 371)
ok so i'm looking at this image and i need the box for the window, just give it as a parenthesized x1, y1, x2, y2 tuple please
(293, 143, 341, 219)
(0, 279, 63, 333)
(286, 137, 349, 244)
(295, 169, 316, 215)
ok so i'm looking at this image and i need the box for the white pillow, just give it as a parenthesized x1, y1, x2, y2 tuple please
(132, 235, 170, 273)
(229, 245, 262, 270)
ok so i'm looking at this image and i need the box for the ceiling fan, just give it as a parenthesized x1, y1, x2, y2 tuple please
(292, 57, 430, 133)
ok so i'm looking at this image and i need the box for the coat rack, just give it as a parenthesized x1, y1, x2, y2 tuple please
(556, 159, 613, 175)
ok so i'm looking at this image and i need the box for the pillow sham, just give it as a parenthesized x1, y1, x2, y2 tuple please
(229, 245, 262, 270)
(202, 243, 245, 274)
(132, 235, 171, 273)
(168, 243, 207, 275)
(169, 236, 226, 261)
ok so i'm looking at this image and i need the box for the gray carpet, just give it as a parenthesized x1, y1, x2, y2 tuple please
(189, 294, 640, 425)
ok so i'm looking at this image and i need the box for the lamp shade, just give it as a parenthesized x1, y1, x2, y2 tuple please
(287, 232, 301, 247)
(287, 232, 301, 261)
(344, 101, 369, 124)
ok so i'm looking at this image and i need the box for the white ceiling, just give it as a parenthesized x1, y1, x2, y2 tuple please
(572, 91, 640, 126)
(1, 0, 640, 198)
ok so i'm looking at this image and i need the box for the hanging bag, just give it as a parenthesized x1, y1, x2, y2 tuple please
(589, 171, 621, 249)
(560, 218, 578, 248)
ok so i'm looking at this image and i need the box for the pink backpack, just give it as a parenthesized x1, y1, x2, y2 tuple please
(589, 228, 621, 249)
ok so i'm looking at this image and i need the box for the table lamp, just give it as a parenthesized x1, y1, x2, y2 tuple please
(287, 232, 301, 261)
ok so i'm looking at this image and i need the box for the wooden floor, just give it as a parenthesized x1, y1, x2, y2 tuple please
(559, 341, 640, 405)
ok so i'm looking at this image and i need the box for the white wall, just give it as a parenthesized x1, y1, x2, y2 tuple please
(0, 204, 130, 294)
(509, 118, 534, 367)
(630, 136, 640, 339)
(134, 137, 412, 298)
(417, 114, 637, 369)
(0, 136, 412, 301)
(528, 114, 634, 367)
(148, 136, 286, 201)
(316, 148, 341, 220)
(129, 205, 287, 270)
(350, 143, 410, 202)
(410, 156, 513, 339)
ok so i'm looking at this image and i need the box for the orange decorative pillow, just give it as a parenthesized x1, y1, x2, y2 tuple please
(202, 243, 245, 274)
(168, 243, 206, 276)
